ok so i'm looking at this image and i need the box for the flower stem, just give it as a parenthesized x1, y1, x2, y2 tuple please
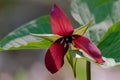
(86, 61, 91, 80)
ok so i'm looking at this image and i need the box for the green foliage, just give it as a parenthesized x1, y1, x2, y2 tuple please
(98, 22, 120, 63)
(71, 0, 118, 24)
(71, 1, 120, 79)
(71, 0, 120, 44)
(0, 15, 52, 51)
(95, 0, 115, 6)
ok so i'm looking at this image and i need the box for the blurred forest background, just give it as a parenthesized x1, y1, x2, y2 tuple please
(0, 0, 120, 80)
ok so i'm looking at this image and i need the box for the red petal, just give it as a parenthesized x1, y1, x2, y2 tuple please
(50, 4, 73, 36)
(73, 35, 104, 64)
(45, 38, 68, 73)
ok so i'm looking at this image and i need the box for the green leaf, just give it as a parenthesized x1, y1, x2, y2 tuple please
(95, 0, 115, 6)
(0, 15, 52, 51)
(71, 0, 120, 44)
(98, 22, 120, 63)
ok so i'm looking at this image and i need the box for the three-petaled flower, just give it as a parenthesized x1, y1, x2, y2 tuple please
(33, 4, 104, 73)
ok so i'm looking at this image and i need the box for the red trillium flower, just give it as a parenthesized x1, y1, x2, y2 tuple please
(45, 4, 104, 73)
(33, 4, 104, 74)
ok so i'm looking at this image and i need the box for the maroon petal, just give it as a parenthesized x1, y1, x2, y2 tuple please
(50, 4, 73, 36)
(45, 38, 68, 73)
(73, 35, 104, 64)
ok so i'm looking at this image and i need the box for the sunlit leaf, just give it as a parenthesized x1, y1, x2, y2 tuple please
(0, 15, 52, 51)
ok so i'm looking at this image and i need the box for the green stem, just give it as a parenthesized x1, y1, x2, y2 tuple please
(86, 61, 91, 80)
(75, 59, 91, 80)
(73, 59, 77, 77)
